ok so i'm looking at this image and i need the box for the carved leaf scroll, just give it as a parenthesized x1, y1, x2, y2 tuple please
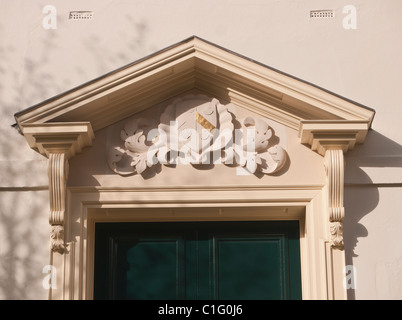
(108, 94, 288, 177)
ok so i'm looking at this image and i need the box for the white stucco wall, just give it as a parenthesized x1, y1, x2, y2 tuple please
(1, 0, 401, 299)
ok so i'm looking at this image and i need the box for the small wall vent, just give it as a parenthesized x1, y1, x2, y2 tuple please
(69, 11, 93, 20)
(310, 10, 335, 19)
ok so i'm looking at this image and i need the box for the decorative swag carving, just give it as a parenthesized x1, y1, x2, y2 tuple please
(108, 94, 288, 176)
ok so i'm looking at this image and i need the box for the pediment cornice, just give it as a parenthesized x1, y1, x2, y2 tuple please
(299, 119, 370, 156)
(14, 36, 374, 142)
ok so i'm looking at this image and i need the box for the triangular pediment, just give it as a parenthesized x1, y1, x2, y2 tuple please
(13, 37, 376, 260)
(14, 36, 375, 158)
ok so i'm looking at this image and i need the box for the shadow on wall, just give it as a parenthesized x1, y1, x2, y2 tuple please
(0, 7, 69, 298)
(80, 14, 150, 76)
(0, 21, 50, 299)
(0, 190, 50, 300)
(0, 10, 151, 299)
(343, 129, 402, 300)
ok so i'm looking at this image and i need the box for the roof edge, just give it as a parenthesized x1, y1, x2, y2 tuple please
(13, 35, 375, 130)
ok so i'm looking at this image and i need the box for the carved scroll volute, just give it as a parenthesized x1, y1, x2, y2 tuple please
(48, 152, 69, 254)
(324, 149, 345, 249)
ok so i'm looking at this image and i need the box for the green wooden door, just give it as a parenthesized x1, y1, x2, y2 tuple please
(93, 221, 302, 300)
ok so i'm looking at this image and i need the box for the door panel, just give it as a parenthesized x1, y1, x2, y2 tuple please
(94, 224, 187, 300)
(120, 239, 185, 300)
(93, 221, 302, 300)
(213, 237, 284, 299)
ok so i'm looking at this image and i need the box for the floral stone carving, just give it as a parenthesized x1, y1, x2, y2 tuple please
(108, 94, 287, 176)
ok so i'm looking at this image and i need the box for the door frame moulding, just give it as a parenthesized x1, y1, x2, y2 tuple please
(55, 185, 343, 300)
(12, 36, 375, 300)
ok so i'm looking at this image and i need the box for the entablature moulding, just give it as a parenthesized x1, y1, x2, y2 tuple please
(13, 36, 375, 299)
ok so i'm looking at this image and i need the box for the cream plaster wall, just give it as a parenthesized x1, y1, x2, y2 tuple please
(1, 0, 401, 299)
(0, 190, 49, 299)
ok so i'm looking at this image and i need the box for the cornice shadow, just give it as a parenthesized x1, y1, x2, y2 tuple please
(343, 129, 402, 299)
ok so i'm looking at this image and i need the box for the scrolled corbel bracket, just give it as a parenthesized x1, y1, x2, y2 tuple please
(48, 152, 69, 254)
(20, 122, 95, 254)
(299, 120, 371, 250)
(324, 149, 345, 249)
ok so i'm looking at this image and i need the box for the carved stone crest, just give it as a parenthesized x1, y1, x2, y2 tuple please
(108, 94, 288, 176)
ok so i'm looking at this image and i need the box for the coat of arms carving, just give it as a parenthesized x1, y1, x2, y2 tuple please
(108, 94, 287, 176)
